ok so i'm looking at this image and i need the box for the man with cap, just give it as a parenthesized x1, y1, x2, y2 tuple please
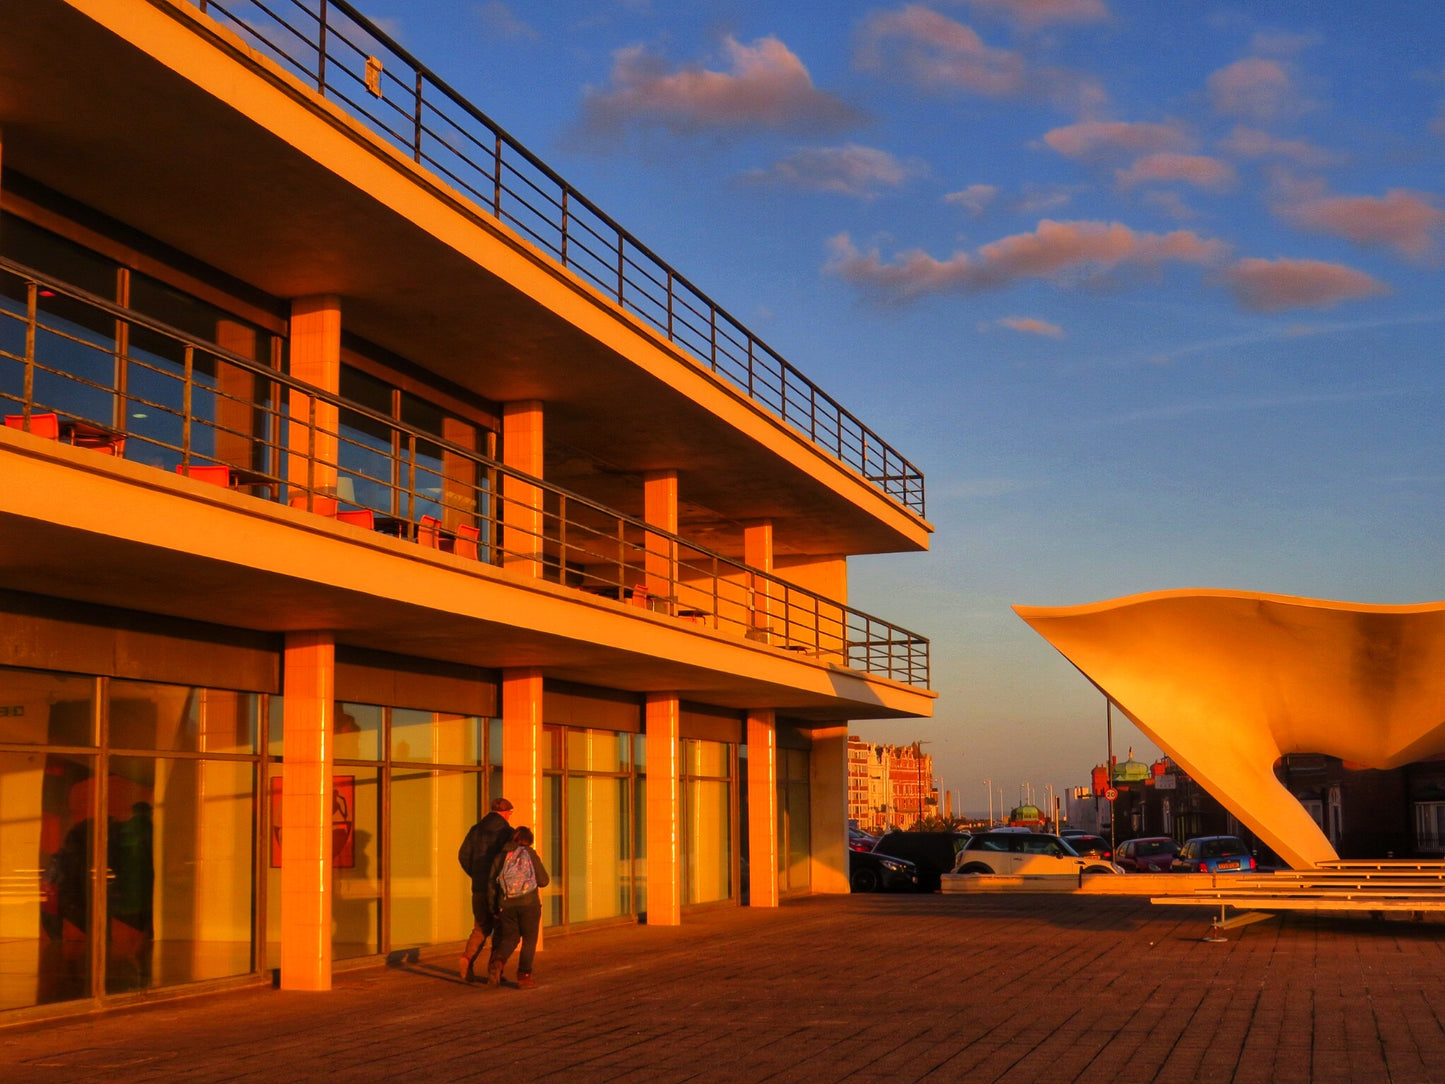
(457, 797, 514, 981)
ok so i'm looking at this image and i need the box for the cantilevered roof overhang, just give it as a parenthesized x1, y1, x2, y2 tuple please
(0, 0, 931, 560)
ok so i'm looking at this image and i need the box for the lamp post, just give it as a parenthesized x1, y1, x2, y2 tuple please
(984, 777, 993, 826)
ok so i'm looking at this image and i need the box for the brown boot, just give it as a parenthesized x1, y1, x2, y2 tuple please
(458, 954, 472, 982)
(486, 957, 504, 986)
(517, 974, 536, 989)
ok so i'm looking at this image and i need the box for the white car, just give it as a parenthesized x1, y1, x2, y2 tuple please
(952, 831, 1121, 875)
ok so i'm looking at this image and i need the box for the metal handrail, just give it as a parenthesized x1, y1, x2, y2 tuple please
(185, 0, 926, 516)
(0, 256, 930, 687)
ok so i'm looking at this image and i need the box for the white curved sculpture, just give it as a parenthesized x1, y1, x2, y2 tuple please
(1015, 589, 1445, 869)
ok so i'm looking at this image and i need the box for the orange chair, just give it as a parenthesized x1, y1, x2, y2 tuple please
(5, 412, 60, 439)
(176, 463, 231, 488)
(336, 508, 375, 529)
(443, 522, 480, 559)
(418, 514, 442, 548)
(630, 584, 650, 609)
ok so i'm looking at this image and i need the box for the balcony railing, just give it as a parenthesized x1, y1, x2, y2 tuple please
(183, 0, 926, 517)
(0, 257, 930, 688)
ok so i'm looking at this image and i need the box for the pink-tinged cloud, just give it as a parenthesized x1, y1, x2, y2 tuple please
(961, 0, 1109, 28)
(1116, 152, 1237, 192)
(1279, 189, 1444, 259)
(1218, 126, 1336, 168)
(1207, 57, 1304, 123)
(826, 219, 1228, 302)
(744, 144, 919, 198)
(997, 316, 1065, 338)
(1222, 257, 1388, 312)
(577, 36, 860, 140)
(946, 184, 998, 214)
(857, 6, 1025, 96)
(1042, 120, 1191, 160)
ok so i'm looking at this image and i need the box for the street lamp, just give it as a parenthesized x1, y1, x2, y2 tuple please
(984, 777, 993, 826)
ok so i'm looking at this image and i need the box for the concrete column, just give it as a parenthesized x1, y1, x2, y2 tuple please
(287, 297, 342, 497)
(744, 520, 774, 640)
(500, 668, 544, 834)
(746, 710, 779, 908)
(643, 470, 677, 605)
(279, 631, 334, 991)
(501, 401, 544, 577)
(809, 726, 850, 895)
(644, 693, 681, 925)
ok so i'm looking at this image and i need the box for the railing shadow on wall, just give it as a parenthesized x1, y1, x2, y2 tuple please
(0, 257, 929, 688)
(186, 0, 925, 517)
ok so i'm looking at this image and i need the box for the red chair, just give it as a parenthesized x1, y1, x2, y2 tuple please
(630, 584, 650, 609)
(418, 514, 442, 548)
(176, 463, 231, 488)
(442, 522, 480, 559)
(336, 508, 375, 529)
(5, 412, 60, 439)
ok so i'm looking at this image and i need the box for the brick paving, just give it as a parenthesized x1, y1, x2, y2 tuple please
(3, 893, 1444, 1083)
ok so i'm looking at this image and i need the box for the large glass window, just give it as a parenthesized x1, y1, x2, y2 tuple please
(0, 667, 262, 1012)
(326, 702, 497, 961)
(777, 747, 811, 897)
(681, 739, 733, 906)
(541, 726, 640, 928)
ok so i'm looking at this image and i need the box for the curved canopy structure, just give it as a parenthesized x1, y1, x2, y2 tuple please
(1015, 589, 1445, 869)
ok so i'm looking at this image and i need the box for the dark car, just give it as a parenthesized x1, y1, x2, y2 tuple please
(1171, 835, 1256, 873)
(848, 828, 878, 853)
(1066, 834, 1112, 862)
(849, 849, 919, 892)
(871, 830, 971, 891)
(1115, 836, 1181, 873)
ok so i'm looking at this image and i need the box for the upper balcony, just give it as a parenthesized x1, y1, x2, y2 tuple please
(0, 0, 928, 563)
(0, 254, 930, 697)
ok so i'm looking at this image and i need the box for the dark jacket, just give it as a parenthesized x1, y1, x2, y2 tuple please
(458, 812, 513, 893)
(487, 842, 549, 913)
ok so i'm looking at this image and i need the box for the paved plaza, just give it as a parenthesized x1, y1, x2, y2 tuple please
(3, 892, 1443, 1083)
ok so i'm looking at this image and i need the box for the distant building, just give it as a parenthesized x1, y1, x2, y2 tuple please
(847, 737, 935, 832)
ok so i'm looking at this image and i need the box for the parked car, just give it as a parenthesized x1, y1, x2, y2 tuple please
(1115, 836, 1181, 873)
(952, 831, 1121, 876)
(848, 828, 878, 853)
(871, 830, 972, 891)
(1171, 835, 1256, 873)
(849, 849, 919, 892)
(1066, 834, 1112, 862)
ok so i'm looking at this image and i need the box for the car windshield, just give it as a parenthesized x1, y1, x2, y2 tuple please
(1201, 838, 1247, 858)
(1136, 840, 1175, 857)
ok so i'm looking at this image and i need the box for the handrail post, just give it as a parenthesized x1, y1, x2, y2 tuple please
(181, 344, 194, 462)
(22, 282, 37, 416)
(316, 0, 329, 94)
(413, 71, 424, 162)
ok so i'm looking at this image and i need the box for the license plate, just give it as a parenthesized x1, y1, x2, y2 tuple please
(1217, 860, 1240, 870)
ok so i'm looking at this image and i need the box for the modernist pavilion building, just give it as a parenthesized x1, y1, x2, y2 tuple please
(0, 0, 933, 1017)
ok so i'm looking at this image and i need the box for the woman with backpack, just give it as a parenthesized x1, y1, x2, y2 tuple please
(484, 826, 550, 988)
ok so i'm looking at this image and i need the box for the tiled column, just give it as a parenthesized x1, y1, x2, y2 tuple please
(501, 668, 544, 949)
(744, 521, 774, 641)
(280, 631, 334, 991)
(644, 693, 681, 925)
(287, 297, 342, 497)
(809, 726, 850, 895)
(746, 709, 779, 908)
(501, 401, 544, 577)
(643, 471, 678, 605)
(501, 668, 544, 832)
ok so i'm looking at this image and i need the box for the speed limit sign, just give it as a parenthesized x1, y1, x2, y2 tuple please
(1104, 787, 1118, 801)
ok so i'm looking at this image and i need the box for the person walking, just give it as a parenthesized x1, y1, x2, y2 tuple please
(457, 797, 514, 981)
(485, 826, 549, 988)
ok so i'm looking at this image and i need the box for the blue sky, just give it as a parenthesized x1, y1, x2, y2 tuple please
(362, 0, 1445, 814)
